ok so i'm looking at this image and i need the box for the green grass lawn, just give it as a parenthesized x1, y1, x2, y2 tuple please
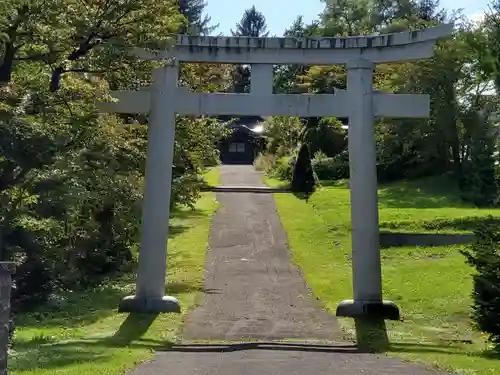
(267, 175, 500, 375)
(10, 169, 220, 375)
(203, 166, 220, 187)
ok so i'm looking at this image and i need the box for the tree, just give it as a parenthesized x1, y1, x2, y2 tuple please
(264, 116, 303, 156)
(461, 221, 500, 345)
(291, 143, 317, 195)
(231, 6, 269, 93)
(274, 16, 321, 94)
(179, 0, 218, 35)
(231, 5, 269, 37)
(0, 0, 184, 90)
(0, 0, 228, 314)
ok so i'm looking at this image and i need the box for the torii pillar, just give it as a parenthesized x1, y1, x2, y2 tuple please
(118, 64, 182, 313)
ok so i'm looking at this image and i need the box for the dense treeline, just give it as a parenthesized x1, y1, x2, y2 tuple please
(254, 0, 500, 209)
(0, 0, 226, 312)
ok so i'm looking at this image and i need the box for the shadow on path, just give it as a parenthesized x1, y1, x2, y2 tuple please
(160, 342, 359, 353)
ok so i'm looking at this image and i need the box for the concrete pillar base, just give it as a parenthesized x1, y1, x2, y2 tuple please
(118, 295, 181, 314)
(336, 299, 400, 321)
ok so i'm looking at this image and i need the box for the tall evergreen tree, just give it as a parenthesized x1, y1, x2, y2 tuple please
(231, 6, 269, 93)
(179, 0, 218, 35)
(231, 5, 270, 37)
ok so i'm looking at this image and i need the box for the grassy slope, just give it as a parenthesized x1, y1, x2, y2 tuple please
(10, 168, 220, 375)
(267, 176, 499, 375)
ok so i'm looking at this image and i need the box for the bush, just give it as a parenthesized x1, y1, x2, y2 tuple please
(291, 143, 316, 194)
(312, 151, 349, 181)
(269, 157, 293, 181)
(461, 220, 500, 345)
(254, 153, 276, 171)
(312, 157, 349, 181)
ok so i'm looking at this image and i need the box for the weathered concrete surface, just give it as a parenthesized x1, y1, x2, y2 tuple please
(181, 165, 342, 341)
(128, 345, 452, 375)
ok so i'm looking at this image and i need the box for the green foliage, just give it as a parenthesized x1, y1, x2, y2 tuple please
(253, 153, 276, 172)
(291, 143, 316, 194)
(0, 0, 225, 314)
(179, 0, 218, 35)
(269, 157, 293, 181)
(460, 128, 499, 207)
(302, 117, 347, 157)
(231, 5, 269, 37)
(254, 153, 293, 181)
(272, 0, 500, 204)
(461, 221, 500, 345)
(263, 116, 302, 156)
(312, 157, 350, 181)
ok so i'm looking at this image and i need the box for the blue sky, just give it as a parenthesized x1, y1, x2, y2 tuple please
(205, 0, 490, 36)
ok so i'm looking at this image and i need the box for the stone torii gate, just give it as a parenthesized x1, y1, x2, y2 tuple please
(100, 24, 453, 318)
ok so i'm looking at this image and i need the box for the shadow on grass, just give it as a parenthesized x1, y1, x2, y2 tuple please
(292, 192, 311, 201)
(15, 283, 129, 329)
(103, 313, 159, 346)
(169, 205, 210, 238)
(10, 313, 163, 372)
(15, 277, 201, 331)
(352, 318, 500, 362)
(378, 177, 463, 209)
(380, 216, 500, 234)
(421, 216, 500, 231)
(11, 203, 208, 331)
(354, 318, 390, 353)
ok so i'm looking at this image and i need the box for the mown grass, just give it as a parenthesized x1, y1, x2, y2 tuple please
(267, 175, 500, 375)
(9, 169, 220, 375)
(203, 167, 220, 187)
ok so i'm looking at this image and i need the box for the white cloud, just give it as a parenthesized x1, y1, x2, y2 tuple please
(468, 12, 485, 24)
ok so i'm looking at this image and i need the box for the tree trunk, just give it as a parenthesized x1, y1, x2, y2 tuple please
(0, 44, 17, 85)
(50, 66, 65, 92)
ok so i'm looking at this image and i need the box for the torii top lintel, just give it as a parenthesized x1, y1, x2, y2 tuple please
(134, 24, 453, 65)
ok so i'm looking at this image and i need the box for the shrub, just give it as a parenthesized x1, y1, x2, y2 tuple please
(291, 143, 316, 194)
(312, 157, 349, 181)
(269, 157, 293, 181)
(312, 151, 350, 181)
(461, 220, 500, 345)
(254, 153, 276, 171)
(313, 150, 328, 162)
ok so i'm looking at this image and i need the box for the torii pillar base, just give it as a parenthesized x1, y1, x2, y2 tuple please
(336, 299, 400, 321)
(118, 295, 181, 314)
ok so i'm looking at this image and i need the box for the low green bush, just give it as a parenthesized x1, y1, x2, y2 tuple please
(254, 153, 277, 171)
(312, 157, 349, 181)
(270, 159, 293, 181)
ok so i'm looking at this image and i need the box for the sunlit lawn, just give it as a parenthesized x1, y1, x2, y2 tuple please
(267, 175, 500, 375)
(9, 168, 220, 375)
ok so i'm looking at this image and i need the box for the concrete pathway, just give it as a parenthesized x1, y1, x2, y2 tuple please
(181, 165, 341, 341)
(128, 165, 451, 375)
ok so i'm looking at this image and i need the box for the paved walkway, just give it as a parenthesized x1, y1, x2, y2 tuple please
(129, 165, 451, 375)
(181, 165, 341, 341)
